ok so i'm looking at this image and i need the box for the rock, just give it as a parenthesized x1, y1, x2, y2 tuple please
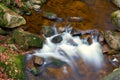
(25, 1, 33, 9)
(111, 10, 120, 31)
(67, 16, 83, 22)
(103, 68, 120, 80)
(32, 5, 41, 11)
(42, 25, 54, 37)
(43, 11, 57, 20)
(112, 0, 120, 8)
(33, 56, 44, 67)
(30, 0, 42, 4)
(108, 54, 120, 67)
(0, 3, 26, 28)
(12, 29, 44, 50)
(104, 30, 120, 50)
(51, 35, 63, 43)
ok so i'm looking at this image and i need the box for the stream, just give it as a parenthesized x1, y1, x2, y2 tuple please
(24, 0, 120, 80)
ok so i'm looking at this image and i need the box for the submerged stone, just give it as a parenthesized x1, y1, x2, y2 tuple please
(43, 11, 57, 20)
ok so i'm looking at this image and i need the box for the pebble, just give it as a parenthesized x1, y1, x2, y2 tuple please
(67, 16, 83, 22)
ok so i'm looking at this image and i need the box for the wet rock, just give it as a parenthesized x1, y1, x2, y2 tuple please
(112, 0, 120, 8)
(55, 17, 64, 22)
(67, 16, 83, 22)
(111, 10, 120, 31)
(0, 3, 26, 28)
(103, 68, 120, 80)
(33, 56, 44, 67)
(43, 11, 57, 20)
(51, 35, 63, 43)
(12, 28, 44, 50)
(25, 11, 32, 16)
(104, 30, 120, 50)
(42, 25, 54, 37)
(108, 54, 120, 67)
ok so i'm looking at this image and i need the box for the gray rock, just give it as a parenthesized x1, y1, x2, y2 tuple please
(104, 30, 120, 50)
(0, 3, 26, 28)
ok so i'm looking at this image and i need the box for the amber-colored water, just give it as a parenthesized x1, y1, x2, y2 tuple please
(23, 0, 118, 34)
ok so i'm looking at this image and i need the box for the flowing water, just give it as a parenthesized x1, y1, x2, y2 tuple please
(27, 27, 104, 80)
(24, 0, 120, 80)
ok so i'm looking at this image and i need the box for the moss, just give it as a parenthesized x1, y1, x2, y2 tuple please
(12, 29, 43, 50)
(0, 50, 26, 79)
(3, 53, 26, 79)
(7, 38, 15, 44)
(12, 29, 25, 46)
(0, 46, 7, 53)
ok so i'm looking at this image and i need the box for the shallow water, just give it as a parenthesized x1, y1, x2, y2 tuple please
(23, 0, 119, 34)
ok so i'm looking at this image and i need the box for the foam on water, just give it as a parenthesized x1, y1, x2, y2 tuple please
(33, 28, 104, 73)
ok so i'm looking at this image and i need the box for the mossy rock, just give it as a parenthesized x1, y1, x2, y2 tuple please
(12, 29, 44, 50)
(103, 68, 120, 80)
(0, 3, 26, 28)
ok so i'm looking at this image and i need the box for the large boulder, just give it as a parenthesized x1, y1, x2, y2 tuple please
(104, 30, 120, 50)
(112, 0, 120, 8)
(0, 3, 26, 28)
(111, 10, 120, 31)
(12, 29, 44, 50)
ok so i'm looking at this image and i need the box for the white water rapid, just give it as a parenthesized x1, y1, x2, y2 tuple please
(33, 27, 104, 75)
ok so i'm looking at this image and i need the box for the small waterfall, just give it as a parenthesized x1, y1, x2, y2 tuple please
(33, 26, 104, 78)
